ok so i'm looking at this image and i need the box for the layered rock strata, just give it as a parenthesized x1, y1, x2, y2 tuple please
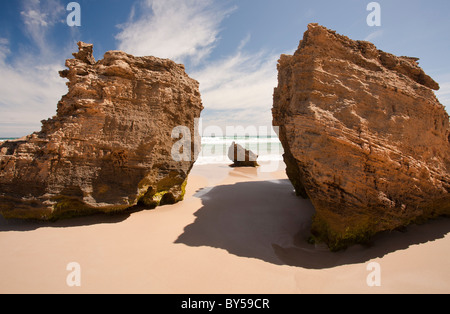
(273, 24, 450, 250)
(0, 42, 203, 220)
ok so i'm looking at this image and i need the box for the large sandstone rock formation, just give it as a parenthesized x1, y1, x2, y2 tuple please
(0, 42, 203, 220)
(273, 24, 450, 250)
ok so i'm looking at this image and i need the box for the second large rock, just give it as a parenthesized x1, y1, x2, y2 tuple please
(273, 24, 450, 250)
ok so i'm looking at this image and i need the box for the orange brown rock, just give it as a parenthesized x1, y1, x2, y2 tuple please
(273, 24, 450, 250)
(0, 42, 203, 220)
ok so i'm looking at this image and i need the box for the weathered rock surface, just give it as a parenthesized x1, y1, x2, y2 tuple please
(273, 24, 450, 250)
(0, 42, 203, 220)
(228, 142, 259, 167)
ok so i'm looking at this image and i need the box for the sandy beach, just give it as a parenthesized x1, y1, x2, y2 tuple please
(0, 160, 449, 294)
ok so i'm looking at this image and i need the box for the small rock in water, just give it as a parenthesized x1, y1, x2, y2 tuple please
(228, 141, 259, 167)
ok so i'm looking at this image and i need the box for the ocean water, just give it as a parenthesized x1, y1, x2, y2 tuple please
(0, 136, 285, 165)
(196, 136, 284, 165)
(0, 138, 17, 143)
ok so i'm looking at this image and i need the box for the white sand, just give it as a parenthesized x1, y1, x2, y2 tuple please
(0, 161, 449, 294)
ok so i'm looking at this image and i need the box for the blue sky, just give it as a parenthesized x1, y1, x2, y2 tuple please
(1, 0, 449, 137)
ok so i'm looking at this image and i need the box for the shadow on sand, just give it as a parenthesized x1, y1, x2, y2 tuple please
(0, 210, 135, 232)
(175, 179, 450, 269)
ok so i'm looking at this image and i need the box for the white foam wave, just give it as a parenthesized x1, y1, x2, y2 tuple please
(200, 136, 281, 145)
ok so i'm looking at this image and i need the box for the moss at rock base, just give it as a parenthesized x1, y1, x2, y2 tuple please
(137, 178, 189, 208)
(0, 177, 191, 221)
(309, 198, 450, 251)
(51, 196, 131, 221)
(310, 212, 377, 252)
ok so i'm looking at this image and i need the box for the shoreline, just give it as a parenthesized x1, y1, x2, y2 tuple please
(0, 161, 449, 293)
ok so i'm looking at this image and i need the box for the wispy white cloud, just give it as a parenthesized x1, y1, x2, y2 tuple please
(0, 38, 9, 45)
(0, 0, 69, 137)
(0, 38, 10, 60)
(115, 0, 236, 65)
(115, 0, 282, 135)
(237, 33, 251, 51)
(193, 50, 278, 111)
(0, 42, 66, 137)
(191, 40, 283, 134)
(20, 0, 65, 54)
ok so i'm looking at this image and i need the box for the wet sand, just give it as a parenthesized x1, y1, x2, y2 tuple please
(0, 161, 449, 294)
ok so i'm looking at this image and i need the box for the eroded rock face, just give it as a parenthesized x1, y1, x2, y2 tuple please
(273, 24, 450, 250)
(0, 42, 203, 220)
